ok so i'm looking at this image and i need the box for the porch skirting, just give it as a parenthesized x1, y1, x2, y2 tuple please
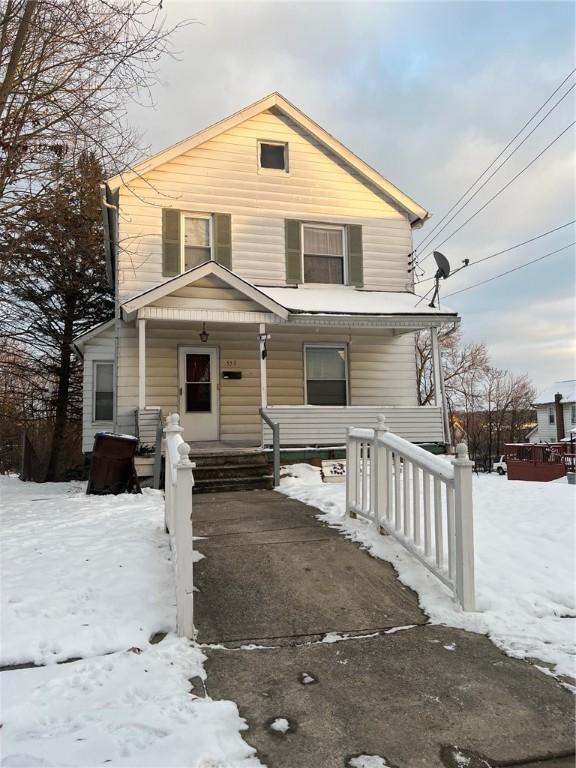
(261, 405, 445, 446)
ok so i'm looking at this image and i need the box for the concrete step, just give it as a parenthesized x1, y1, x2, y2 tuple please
(194, 475, 274, 494)
(190, 451, 269, 468)
(193, 463, 272, 481)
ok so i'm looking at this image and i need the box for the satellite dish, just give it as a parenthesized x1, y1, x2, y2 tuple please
(433, 251, 451, 279)
(428, 251, 451, 308)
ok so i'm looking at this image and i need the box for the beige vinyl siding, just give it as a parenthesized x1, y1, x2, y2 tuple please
(262, 406, 444, 445)
(267, 327, 417, 407)
(117, 110, 412, 299)
(82, 326, 116, 452)
(115, 321, 417, 444)
(116, 322, 262, 443)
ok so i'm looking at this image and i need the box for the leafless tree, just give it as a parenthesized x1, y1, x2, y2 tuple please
(0, 0, 188, 220)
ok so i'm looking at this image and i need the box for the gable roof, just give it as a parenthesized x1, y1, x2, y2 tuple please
(106, 92, 429, 225)
(533, 380, 576, 405)
(120, 261, 290, 321)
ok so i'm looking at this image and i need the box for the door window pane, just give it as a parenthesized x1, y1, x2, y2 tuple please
(186, 383, 211, 412)
(94, 362, 113, 421)
(186, 354, 210, 383)
(305, 347, 347, 406)
(185, 354, 211, 412)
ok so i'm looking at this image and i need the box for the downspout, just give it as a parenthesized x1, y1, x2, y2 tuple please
(100, 182, 121, 433)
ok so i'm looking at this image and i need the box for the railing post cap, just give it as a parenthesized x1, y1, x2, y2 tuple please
(165, 412, 183, 433)
(455, 442, 469, 460)
(376, 414, 389, 433)
(177, 441, 194, 468)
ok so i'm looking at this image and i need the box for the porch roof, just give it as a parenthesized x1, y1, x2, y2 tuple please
(257, 285, 457, 318)
(120, 261, 458, 328)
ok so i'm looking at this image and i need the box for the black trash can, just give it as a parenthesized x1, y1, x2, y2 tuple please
(86, 432, 141, 495)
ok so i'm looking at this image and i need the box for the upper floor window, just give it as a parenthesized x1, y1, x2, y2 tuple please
(302, 224, 345, 284)
(548, 406, 555, 425)
(259, 141, 288, 172)
(571, 405, 576, 424)
(183, 213, 212, 271)
(93, 362, 113, 422)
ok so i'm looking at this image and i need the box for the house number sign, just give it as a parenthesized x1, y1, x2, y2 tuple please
(223, 359, 238, 368)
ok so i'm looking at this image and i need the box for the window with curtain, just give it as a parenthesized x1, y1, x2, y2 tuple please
(93, 362, 113, 421)
(183, 215, 212, 270)
(302, 225, 345, 284)
(305, 345, 347, 405)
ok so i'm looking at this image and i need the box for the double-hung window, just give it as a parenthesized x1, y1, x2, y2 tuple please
(305, 345, 348, 406)
(571, 405, 576, 424)
(182, 213, 212, 271)
(548, 407, 555, 425)
(302, 224, 345, 284)
(93, 362, 114, 422)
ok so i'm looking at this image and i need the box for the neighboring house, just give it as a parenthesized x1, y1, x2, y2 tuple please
(527, 380, 576, 443)
(73, 92, 458, 461)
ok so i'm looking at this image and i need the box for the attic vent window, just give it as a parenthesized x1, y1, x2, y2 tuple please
(259, 141, 288, 172)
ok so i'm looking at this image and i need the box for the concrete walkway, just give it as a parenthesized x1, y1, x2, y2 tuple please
(194, 490, 574, 768)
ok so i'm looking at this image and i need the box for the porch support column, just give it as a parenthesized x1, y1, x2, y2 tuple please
(430, 326, 450, 445)
(138, 317, 146, 410)
(258, 323, 268, 409)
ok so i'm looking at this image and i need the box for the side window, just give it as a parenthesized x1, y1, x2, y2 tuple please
(548, 406, 555, 425)
(93, 362, 114, 422)
(571, 405, 576, 424)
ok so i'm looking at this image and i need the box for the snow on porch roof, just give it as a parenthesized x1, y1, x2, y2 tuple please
(257, 285, 458, 318)
(533, 380, 576, 405)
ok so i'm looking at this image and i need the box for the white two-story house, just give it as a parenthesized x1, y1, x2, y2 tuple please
(74, 92, 457, 462)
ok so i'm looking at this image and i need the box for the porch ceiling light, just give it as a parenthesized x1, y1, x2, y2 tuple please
(199, 322, 209, 343)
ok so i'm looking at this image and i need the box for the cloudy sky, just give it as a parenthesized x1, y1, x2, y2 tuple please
(127, 0, 575, 391)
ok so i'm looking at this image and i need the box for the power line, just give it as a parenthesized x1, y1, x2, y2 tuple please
(416, 219, 576, 284)
(413, 82, 575, 261)
(412, 68, 576, 258)
(418, 120, 576, 264)
(444, 242, 575, 298)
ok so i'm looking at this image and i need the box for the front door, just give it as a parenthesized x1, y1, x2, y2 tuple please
(178, 347, 219, 441)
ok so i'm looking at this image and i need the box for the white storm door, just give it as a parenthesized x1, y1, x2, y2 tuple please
(178, 347, 219, 441)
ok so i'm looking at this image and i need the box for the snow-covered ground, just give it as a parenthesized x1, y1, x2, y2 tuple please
(280, 465, 576, 683)
(0, 476, 260, 767)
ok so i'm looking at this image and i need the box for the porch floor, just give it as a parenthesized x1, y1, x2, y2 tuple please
(195, 490, 574, 768)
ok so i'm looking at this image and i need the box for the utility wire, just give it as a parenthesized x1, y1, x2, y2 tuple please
(416, 219, 576, 284)
(412, 68, 576, 258)
(444, 242, 575, 298)
(418, 120, 576, 264)
(413, 82, 575, 262)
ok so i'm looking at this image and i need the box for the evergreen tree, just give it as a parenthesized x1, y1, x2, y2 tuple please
(2, 151, 114, 479)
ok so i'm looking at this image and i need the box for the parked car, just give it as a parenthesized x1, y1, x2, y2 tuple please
(493, 455, 507, 475)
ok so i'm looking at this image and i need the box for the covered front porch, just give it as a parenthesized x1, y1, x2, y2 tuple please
(119, 262, 454, 451)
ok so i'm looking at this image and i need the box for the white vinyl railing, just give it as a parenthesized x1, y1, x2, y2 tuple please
(346, 415, 476, 611)
(164, 413, 195, 638)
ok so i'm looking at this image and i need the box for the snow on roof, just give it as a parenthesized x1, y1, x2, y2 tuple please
(257, 285, 457, 317)
(533, 380, 576, 405)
